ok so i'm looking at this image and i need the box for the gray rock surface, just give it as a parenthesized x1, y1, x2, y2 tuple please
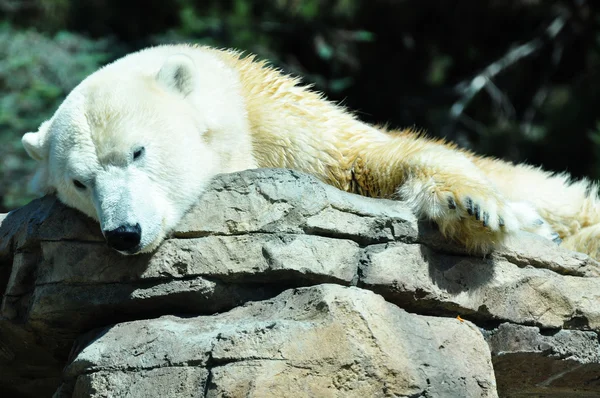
(58, 285, 497, 398)
(361, 242, 600, 329)
(485, 323, 600, 397)
(0, 168, 599, 397)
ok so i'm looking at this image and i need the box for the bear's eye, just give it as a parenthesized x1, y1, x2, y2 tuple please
(133, 147, 145, 161)
(73, 179, 86, 190)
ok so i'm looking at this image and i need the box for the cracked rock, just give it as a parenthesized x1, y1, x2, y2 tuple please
(57, 285, 497, 398)
(484, 323, 600, 397)
(0, 168, 599, 397)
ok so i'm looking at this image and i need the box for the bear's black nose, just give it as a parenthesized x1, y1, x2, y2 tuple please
(104, 223, 142, 252)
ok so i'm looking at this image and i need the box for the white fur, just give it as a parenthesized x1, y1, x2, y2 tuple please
(22, 46, 256, 253)
(21, 44, 597, 257)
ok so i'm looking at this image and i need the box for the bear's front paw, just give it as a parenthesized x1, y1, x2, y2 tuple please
(508, 201, 561, 244)
(399, 176, 518, 253)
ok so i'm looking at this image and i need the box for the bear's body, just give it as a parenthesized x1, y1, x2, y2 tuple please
(21, 45, 600, 259)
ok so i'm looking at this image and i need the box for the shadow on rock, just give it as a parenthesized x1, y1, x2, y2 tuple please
(421, 245, 496, 295)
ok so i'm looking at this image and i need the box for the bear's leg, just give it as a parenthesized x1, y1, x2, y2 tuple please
(387, 144, 561, 253)
(393, 152, 518, 253)
(397, 173, 557, 253)
(561, 224, 600, 260)
(472, 155, 599, 250)
(506, 201, 561, 243)
(350, 130, 560, 253)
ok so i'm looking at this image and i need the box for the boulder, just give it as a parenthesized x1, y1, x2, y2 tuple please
(0, 168, 599, 397)
(58, 285, 497, 398)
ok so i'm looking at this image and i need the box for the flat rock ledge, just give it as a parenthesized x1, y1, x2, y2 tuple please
(0, 168, 599, 397)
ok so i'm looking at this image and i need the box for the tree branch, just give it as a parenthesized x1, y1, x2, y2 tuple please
(447, 14, 568, 128)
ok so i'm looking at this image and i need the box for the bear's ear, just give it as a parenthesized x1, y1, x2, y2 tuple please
(156, 54, 197, 96)
(22, 120, 50, 162)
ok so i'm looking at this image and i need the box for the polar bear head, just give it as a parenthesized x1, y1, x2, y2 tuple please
(22, 47, 254, 254)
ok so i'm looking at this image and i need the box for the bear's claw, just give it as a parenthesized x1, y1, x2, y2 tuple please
(474, 204, 481, 221)
(448, 196, 457, 209)
(498, 216, 505, 227)
(465, 198, 474, 215)
(551, 232, 562, 245)
(483, 212, 490, 227)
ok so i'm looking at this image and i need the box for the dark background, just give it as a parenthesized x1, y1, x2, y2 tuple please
(1, 0, 599, 211)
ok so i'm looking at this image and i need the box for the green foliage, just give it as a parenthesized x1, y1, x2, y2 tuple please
(155, 0, 370, 95)
(0, 25, 110, 210)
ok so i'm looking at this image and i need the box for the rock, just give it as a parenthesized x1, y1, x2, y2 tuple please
(485, 323, 600, 397)
(496, 235, 600, 277)
(360, 242, 600, 330)
(59, 285, 497, 398)
(175, 169, 418, 245)
(0, 168, 598, 397)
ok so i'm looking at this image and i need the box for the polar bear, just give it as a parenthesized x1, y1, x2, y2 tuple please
(21, 44, 600, 259)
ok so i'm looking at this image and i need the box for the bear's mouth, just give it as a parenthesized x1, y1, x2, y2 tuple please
(109, 232, 165, 256)
(113, 244, 142, 256)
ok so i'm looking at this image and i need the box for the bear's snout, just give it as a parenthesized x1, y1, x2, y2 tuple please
(103, 223, 142, 253)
